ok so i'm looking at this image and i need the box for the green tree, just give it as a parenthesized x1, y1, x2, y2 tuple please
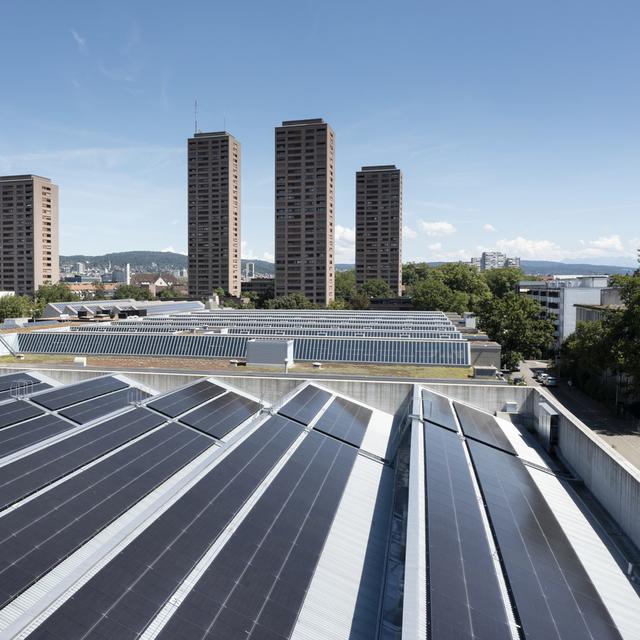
(358, 279, 393, 299)
(348, 289, 370, 310)
(402, 262, 431, 287)
(265, 293, 316, 309)
(327, 299, 349, 310)
(35, 283, 79, 304)
(482, 267, 524, 298)
(476, 293, 554, 368)
(0, 295, 33, 321)
(92, 281, 106, 299)
(157, 287, 180, 300)
(334, 270, 356, 302)
(112, 284, 153, 300)
(436, 263, 491, 310)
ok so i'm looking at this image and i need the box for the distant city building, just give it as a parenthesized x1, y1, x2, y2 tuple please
(74, 261, 85, 274)
(471, 251, 520, 271)
(275, 119, 335, 305)
(0, 174, 59, 295)
(130, 272, 182, 297)
(188, 131, 241, 298)
(355, 165, 402, 295)
(518, 275, 609, 347)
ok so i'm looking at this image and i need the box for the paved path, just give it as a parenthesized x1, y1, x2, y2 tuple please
(522, 361, 640, 470)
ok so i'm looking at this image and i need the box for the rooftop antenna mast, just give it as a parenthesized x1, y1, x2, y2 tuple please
(194, 99, 199, 134)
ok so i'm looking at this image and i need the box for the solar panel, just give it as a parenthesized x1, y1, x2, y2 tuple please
(0, 401, 44, 430)
(179, 393, 261, 439)
(0, 372, 40, 392)
(58, 388, 149, 424)
(278, 385, 332, 426)
(312, 396, 372, 448)
(0, 414, 77, 459)
(147, 381, 226, 418)
(453, 401, 516, 455)
(18, 332, 471, 366)
(0, 408, 166, 511)
(422, 389, 458, 431)
(468, 441, 622, 640)
(157, 430, 358, 639)
(424, 422, 511, 639)
(25, 415, 304, 639)
(31, 376, 129, 411)
(0, 422, 212, 608)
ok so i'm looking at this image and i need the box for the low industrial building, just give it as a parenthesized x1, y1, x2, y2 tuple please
(0, 367, 637, 639)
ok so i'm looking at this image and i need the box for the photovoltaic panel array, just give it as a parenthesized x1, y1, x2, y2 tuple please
(453, 401, 516, 455)
(0, 401, 44, 429)
(467, 441, 622, 640)
(0, 414, 77, 459)
(278, 385, 332, 426)
(0, 422, 213, 608)
(0, 372, 41, 392)
(31, 376, 129, 411)
(312, 396, 372, 448)
(147, 381, 225, 418)
(17, 332, 471, 366)
(157, 430, 358, 640)
(25, 414, 304, 640)
(423, 422, 511, 639)
(422, 389, 458, 432)
(0, 408, 166, 511)
(178, 393, 261, 440)
(58, 388, 150, 424)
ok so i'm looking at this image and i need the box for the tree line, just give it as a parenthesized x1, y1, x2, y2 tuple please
(560, 273, 640, 409)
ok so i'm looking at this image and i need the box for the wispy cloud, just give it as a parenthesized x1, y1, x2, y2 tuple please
(403, 225, 418, 240)
(70, 29, 86, 52)
(483, 223, 496, 232)
(418, 220, 457, 237)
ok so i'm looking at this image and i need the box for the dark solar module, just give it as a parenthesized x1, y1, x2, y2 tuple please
(0, 422, 212, 608)
(0, 372, 40, 392)
(179, 393, 261, 439)
(26, 415, 303, 639)
(453, 401, 516, 455)
(31, 376, 129, 411)
(147, 381, 225, 418)
(422, 389, 458, 432)
(0, 382, 52, 404)
(0, 414, 76, 459)
(468, 441, 622, 640)
(424, 423, 511, 639)
(0, 401, 44, 430)
(312, 396, 372, 448)
(278, 385, 332, 426)
(157, 430, 358, 640)
(59, 388, 150, 424)
(0, 408, 166, 511)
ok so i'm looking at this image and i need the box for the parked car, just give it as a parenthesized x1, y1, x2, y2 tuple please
(537, 373, 549, 384)
(544, 376, 557, 387)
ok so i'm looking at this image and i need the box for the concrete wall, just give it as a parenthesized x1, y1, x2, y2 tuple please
(532, 389, 640, 550)
(424, 382, 536, 415)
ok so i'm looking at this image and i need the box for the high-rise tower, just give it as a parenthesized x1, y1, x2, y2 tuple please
(187, 131, 241, 298)
(274, 119, 335, 305)
(355, 165, 402, 295)
(0, 174, 59, 296)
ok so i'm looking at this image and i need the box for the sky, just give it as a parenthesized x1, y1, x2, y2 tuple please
(0, 0, 639, 266)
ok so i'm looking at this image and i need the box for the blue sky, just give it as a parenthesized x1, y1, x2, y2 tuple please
(1, 0, 638, 265)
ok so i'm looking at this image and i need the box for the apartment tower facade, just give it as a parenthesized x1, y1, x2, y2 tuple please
(187, 131, 241, 298)
(274, 119, 335, 305)
(0, 175, 59, 296)
(355, 165, 402, 295)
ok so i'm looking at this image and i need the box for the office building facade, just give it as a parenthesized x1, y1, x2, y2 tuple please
(187, 131, 241, 298)
(274, 119, 335, 305)
(0, 174, 59, 295)
(471, 251, 521, 271)
(355, 165, 402, 295)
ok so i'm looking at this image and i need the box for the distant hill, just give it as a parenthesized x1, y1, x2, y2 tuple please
(61, 251, 275, 276)
(61, 252, 634, 277)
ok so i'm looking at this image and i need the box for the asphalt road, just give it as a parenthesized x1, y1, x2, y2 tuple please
(522, 360, 640, 470)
